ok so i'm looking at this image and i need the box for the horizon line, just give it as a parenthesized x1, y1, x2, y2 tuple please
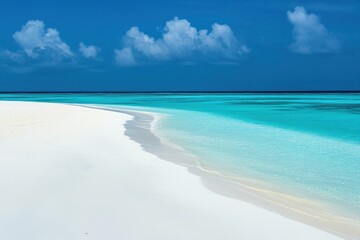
(0, 91, 360, 94)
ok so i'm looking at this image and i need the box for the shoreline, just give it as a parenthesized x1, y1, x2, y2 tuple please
(0, 101, 355, 240)
(90, 104, 360, 240)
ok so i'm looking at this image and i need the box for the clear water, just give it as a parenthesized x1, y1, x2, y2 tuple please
(1, 93, 359, 219)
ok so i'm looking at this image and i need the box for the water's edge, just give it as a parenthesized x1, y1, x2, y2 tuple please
(80, 104, 359, 240)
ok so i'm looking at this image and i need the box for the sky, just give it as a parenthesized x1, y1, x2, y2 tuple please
(0, 0, 359, 92)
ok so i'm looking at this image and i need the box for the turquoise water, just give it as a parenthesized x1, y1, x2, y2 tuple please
(1, 93, 359, 219)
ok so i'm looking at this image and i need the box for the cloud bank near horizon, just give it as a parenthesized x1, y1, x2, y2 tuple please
(0, 10, 344, 72)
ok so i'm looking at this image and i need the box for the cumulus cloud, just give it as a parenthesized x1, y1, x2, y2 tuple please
(13, 20, 73, 59)
(287, 6, 341, 54)
(114, 47, 137, 66)
(115, 17, 249, 65)
(79, 42, 100, 59)
(0, 20, 102, 72)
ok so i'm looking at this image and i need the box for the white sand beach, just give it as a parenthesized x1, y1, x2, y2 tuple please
(0, 101, 345, 240)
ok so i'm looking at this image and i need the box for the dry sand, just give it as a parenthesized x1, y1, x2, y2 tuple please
(0, 101, 345, 240)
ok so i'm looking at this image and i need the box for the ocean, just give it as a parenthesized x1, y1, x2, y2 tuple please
(1, 93, 359, 220)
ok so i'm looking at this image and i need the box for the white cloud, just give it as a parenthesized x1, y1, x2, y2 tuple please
(114, 47, 137, 66)
(287, 6, 341, 54)
(115, 17, 248, 65)
(13, 20, 73, 59)
(1, 20, 102, 71)
(79, 42, 100, 59)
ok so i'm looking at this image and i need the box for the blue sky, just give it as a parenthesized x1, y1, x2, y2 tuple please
(0, 0, 359, 91)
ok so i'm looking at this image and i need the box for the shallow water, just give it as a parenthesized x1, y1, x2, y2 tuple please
(1, 93, 359, 219)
